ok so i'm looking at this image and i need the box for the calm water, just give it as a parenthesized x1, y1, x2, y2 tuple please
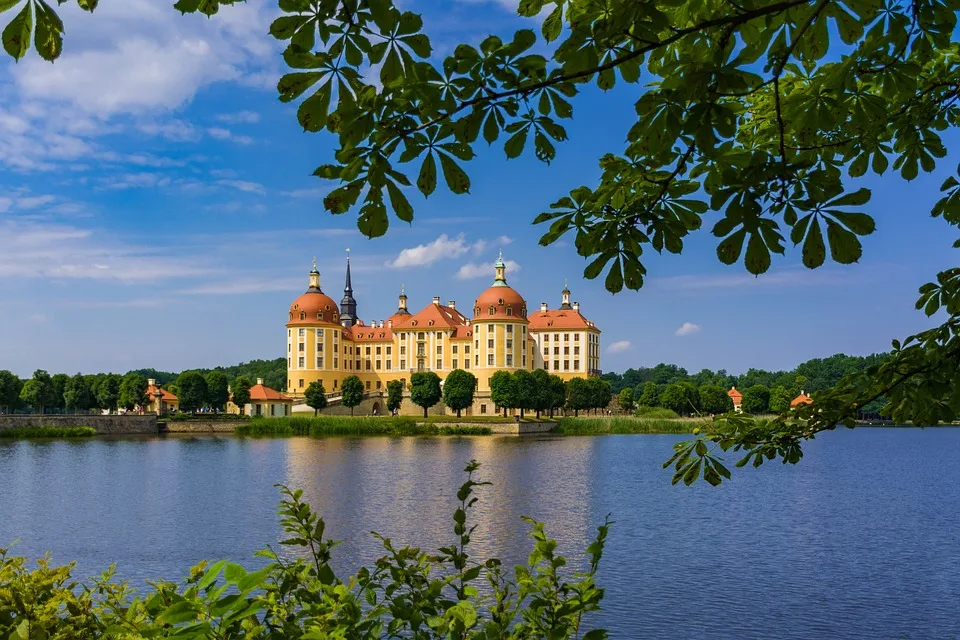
(1, 429, 958, 638)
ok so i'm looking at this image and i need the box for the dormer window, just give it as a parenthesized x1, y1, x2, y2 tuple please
(412, 320, 418, 326)
(506, 307, 513, 316)
(299, 312, 305, 320)
(317, 313, 323, 320)
(488, 306, 494, 315)
(428, 320, 434, 326)
(498, 298, 504, 305)
(475, 306, 480, 315)
(289, 312, 293, 320)
(325, 305, 330, 311)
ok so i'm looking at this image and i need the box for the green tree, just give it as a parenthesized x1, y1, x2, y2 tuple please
(63, 373, 94, 415)
(617, 387, 634, 414)
(548, 375, 567, 418)
(50, 373, 69, 414)
(19, 370, 55, 415)
(768, 385, 794, 414)
(565, 378, 591, 417)
(512, 370, 536, 418)
(0, 370, 21, 414)
(232, 376, 252, 415)
(410, 371, 442, 418)
(442, 369, 477, 417)
(340, 375, 364, 416)
(386, 379, 404, 414)
(489, 370, 515, 417)
(304, 381, 328, 416)
(638, 382, 659, 408)
(699, 384, 733, 415)
(176, 371, 208, 413)
(588, 378, 613, 415)
(531, 369, 553, 418)
(205, 371, 231, 412)
(659, 383, 700, 417)
(118, 373, 148, 412)
(741, 385, 771, 415)
(96, 374, 121, 414)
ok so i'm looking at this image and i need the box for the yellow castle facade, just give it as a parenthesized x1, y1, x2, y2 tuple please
(285, 252, 601, 414)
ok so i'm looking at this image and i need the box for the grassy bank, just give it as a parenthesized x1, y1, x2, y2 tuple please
(0, 426, 97, 439)
(236, 416, 491, 437)
(555, 416, 700, 435)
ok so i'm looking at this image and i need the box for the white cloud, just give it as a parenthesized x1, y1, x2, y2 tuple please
(137, 120, 200, 141)
(283, 187, 327, 198)
(100, 172, 172, 190)
(0, 219, 212, 283)
(606, 340, 632, 354)
(675, 322, 701, 337)
(456, 260, 521, 280)
(216, 110, 260, 124)
(15, 195, 57, 210)
(388, 233, 472, 268)
(207, 127, 254, 145)
(218, 179, 266, 195)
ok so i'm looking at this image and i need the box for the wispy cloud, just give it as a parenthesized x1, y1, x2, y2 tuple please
(606, 340, 632, 354)
(675, 322, 701, 337)
(217, 179, 266, 195)
(216, 110, 260, 124)
(207, 127, 254, 145)
(456, 260, 521, 280)
(388, 233, 511, 268)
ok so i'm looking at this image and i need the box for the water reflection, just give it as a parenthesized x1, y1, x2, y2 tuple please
(1, 429, 959, 638)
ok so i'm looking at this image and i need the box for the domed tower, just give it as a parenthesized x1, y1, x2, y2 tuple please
(286, 259, 342, 395)
(340, 249, 358, 328)
(471, 251, 529, 391)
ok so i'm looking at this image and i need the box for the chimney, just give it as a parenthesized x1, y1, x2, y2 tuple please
(148, 378, 155, 386)
(573, 302, 580, 311)
(256, 378, 264, 386)
(388, 320, 393, 328)
(540, 302, 547, 312)
(448, 300, 456, 309)
(432, 296, 440, 305)
(466, 319, 471, 326)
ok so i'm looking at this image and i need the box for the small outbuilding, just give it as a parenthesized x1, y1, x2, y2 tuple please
(727, 387, 743, 413)
(229, 378, 293, 417)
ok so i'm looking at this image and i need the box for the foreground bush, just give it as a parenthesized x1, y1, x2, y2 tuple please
(238, 416, 492, 437)
(0, 426, 96, 439)
(556, 417, 696, 435)
(0, 463, 609, 638)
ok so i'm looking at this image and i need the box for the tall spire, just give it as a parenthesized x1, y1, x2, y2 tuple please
(308, 258, 321, 290)
(560, 280, 572, 310)
(493, 250, 508, 287)
(397, 283, 410, 315)
(340, 248, 358, 327)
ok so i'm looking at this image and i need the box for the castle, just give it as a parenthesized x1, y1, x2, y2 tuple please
(286, 251, 602, 415)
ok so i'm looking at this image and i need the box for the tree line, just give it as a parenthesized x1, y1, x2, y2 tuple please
(302, 370, 612, 419)
(0, 369, 262, 415)
(604, 353, 890, 416)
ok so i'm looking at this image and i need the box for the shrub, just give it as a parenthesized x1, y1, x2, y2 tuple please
(556, 417, 696, 435)
(0, 426, 96, 439)
(634, 406, 680, 419)
(0, 463, 610, 639)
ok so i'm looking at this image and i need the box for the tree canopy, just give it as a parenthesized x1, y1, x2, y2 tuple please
(386, 379, 404, 413)
(232, 376, 253, 414)
(176, 371, 208, 413)
(304, 380, 328, 416)
(340, 375, 364, 415)
(6, 0, 960, 483)
(410, 371, 442, 418)
(442, 369, 477, 417)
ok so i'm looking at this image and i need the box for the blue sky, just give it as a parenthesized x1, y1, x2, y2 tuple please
(0, 0, 956, 378)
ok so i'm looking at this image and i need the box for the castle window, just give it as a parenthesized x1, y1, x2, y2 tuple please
(299, 343, 305, 352)
(366, 360, 371, 371)
(574, 333, 580, 342)
(506, 307, 512, 316)
(436, 332, 442, 339)
(386, 346, 391, 355)
(386, 360, 391, 370)
(412, 321, 418, 327)
(564, 360, 570, 370)
(506, 339, 513, 349)
(334, 358, 338, 368)
(376, 381, 382, 390)
(289, 312, 293, 320)
(475, 355, 479, 366)
(376, 346, 381, 355)
(299, 328, 306, 337)
(298, 379, 304, 388)
(317, 313, 323, 320)
(453, 359, 458, 369)
(464, 359, 470, 369)
(506, 354, 513, 366)
(400, 359, 406, 369)
(488, 306, 494, 315)
(288, 329, 291, 337)
(298, 357, 305, 368)
(287, 357, 291, 368)
(564, 333, 570, 341)
(428, 320, 434, 326)
(506, 325, 513, 333)
(498, 298, 504, 305)
(543, 348, 549, 356)
(317, 357, 324, 368)
(480, 404, 486, 414)
(544, 334, 549, 341)
(544, 361, 549, 370)
(300, 312, 305, 320)
(437, 345, 442, 355)
(334, 379, 338, 389)
(464, 345, 470, 354)
(400, 345, 406, 355)
(487, 339, 494, 349)
(436, 359, 442, 370)
(376, 360, 381, 370)
(574, 346, 580, 355)
(452, 345, 458, 354)
(574, 360, 580, 370)
(333, 314, 339, 321)
(366, 381, 371, 390)
(365, 346, 371, 355)
(325, 305, 330, 311)
(487, 354, 494, 366)
(475, 307, 480, 315)
(564, 347, 569, 355)
(521, 306, 526, 317)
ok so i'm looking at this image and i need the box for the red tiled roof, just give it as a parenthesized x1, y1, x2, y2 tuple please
(146, 383, 177, 402)
(727, 387, 742, 400)
(473, 286, 528, 321)
(393, 302, 469, 332)
(790, 393, 813, 407)
(248, 383, 292, 402)
(348, 321, 394, 342)
(527, 309, 597, 331)
(288, 289, 341, 327)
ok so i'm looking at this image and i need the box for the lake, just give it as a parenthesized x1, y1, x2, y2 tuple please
(1, 428, 958, 638)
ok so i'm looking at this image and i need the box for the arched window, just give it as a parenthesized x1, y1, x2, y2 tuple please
(299, 312, 305, 320)
(506, 307, 513, 316)
(498, 298, 504, 305)
(488, 306, 494, 315)
(475, 306, 480, 315)
(317, 312, 323, 320)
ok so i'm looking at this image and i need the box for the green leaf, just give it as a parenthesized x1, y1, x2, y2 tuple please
(504, 128, 528, 159)
(802, 217, 826, 268)
(386, 181, 414, 223)
(830, 211, 875, 235)
(417, 153, 437, 197)
(604, 257, 624, 293)
(34, 0, 63, 62)
(277, 72, 323, 103)
(541, 5, 562, 42)
(297, 82, 332, 132)
(358, 195, 389, 238)
(438, 152, 471, 194)
(2, 1, 32, 61)
(827, 188, 871, 207)
(716, 229, 747, 265)
(744, 232, 771, 275)
(0, 0, 23, 12)
(518, 0, 546, 17)
(402, 33, 431, 58)
(825, 219, 862, 264)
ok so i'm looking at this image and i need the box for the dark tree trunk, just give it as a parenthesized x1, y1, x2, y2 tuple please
(457, 408, 461, 417)
(423, 406, 428, 418)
